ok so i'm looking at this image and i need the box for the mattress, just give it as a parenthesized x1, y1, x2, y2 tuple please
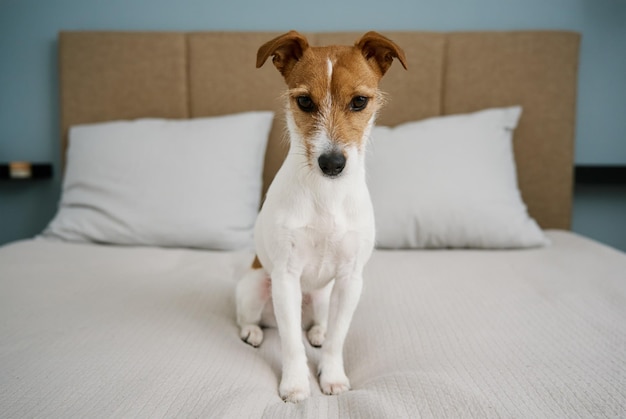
(1, 230, 625, 418)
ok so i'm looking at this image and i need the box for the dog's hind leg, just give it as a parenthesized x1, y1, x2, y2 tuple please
(236, 260, 271, 347)
(306, 282, 332, 348)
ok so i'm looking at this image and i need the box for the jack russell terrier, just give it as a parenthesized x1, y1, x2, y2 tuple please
(236, 30, 406, 402)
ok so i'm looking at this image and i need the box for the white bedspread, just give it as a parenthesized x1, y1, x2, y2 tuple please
(1, 231, 625, 418)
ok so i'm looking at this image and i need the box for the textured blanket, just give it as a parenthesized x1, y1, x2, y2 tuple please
(1, 231, 625, 418)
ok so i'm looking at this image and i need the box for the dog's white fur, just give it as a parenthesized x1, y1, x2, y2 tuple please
(236, 31, 406, 402)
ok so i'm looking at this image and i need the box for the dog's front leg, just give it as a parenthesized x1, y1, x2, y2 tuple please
(318, 268, 364, 396)
(272, 263, 310, 402)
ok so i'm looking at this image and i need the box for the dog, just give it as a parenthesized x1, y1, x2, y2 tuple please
(236, 30, 406, 402)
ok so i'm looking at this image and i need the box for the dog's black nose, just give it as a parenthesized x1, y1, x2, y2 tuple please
(318, 152, 346, 177)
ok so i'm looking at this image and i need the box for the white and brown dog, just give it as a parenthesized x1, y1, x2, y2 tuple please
(236, 31, 406, 402)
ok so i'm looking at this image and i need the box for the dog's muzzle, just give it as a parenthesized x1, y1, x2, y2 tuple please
(318, 152, 346, 177)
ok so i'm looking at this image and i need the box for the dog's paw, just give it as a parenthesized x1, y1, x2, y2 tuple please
(240, 324, 263, 347)
(321, 379, 350, 396)
(306, 325, 326, 347)
(280, 385, 311, 403)
(279, 371, 311, 403)
(319, 367, 350, 396)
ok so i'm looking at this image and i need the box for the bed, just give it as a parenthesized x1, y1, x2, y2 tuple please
(1, 31, 625, 418)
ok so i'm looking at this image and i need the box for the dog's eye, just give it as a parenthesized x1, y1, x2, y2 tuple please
(350, 96, 369, 111)
(296, 96, 316, 113)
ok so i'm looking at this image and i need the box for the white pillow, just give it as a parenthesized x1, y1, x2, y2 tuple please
(42, 112, 274, 250)
(367, 106, 548, 249)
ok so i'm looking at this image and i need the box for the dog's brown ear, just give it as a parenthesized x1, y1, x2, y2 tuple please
(356, 32, 407, 76)
(256, 30, 309, 78)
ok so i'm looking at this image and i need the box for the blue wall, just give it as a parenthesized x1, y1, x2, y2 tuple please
(1, 0, 625, 250)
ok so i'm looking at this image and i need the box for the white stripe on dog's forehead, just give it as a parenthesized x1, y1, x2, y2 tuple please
(326, 59, 333, 102)
(323, 58, 333, 113)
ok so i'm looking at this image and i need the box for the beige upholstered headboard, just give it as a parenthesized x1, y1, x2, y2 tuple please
(59, 31, 580, 229)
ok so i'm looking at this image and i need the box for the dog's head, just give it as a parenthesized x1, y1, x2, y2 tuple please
(257, 31, 407, 179)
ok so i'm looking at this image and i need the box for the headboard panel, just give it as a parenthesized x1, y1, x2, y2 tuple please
(59, 32, 189, 155)
(186, 32, 287, 194)
(444, 32, 579, 230)
(59, 30, 580, 229)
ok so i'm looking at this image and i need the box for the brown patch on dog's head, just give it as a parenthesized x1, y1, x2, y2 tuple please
(257, 31, 407, 175)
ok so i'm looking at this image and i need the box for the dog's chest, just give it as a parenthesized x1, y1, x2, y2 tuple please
(258, 155, 375, 289)
(295, 213, 362, 290)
